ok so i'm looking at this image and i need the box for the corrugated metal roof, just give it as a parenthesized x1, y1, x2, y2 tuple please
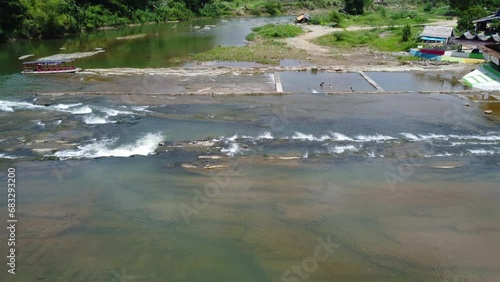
(419, 26, 454, 39)
(473, 15, 500, 23)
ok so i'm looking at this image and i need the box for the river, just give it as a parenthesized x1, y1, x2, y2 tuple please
(1, 16, 500, 282)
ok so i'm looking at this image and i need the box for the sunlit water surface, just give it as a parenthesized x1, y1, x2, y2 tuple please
(1, 84, 499, 281)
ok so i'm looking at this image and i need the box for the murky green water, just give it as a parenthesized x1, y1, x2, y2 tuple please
(0, 16, 293, 74)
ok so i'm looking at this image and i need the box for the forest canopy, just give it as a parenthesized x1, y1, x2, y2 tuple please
(0, 0, 212, 41)
(2, 0, 500, 42)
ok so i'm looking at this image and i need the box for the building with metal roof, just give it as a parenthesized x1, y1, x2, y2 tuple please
(419, 26, 454, 43)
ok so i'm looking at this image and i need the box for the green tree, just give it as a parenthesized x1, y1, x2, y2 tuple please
(490, 19, 500, 31)
(0, 0, 26, 40)
(343, 0, 364, 15)
(456, 6, 489, 32)
(402, 24, 411, 42)
(328, 10, 344, 27)
(264, 1, 282, 16)
(450, 0, 500, 11)
(449, 0, 471, 11)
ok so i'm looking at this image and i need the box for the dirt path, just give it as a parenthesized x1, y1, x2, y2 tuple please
(284, 19, 458, 57)
(284, 25, 340, 55)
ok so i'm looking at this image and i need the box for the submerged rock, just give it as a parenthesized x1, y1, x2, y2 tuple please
(116, 34, 147, 40)
(198, 155, 223, 160)
(204, 164, 229, 169)
(181, 163, 197, 169)
(428, 161, 466, 169)
(277, 156, 301, 160)
(485, 110, 493, 114)
(187, 140, 215, 147)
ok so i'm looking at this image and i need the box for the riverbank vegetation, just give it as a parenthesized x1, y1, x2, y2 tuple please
(190, 23, 305, 64)
(1, 0, 199, 41)
(2, 0, 500, 43)
(313, 26, 423, 52)
(246, 24, 304, 41)
(0, 0, 332, 42)
(189, 39, 307, 65)
(311, 0, 499, 29)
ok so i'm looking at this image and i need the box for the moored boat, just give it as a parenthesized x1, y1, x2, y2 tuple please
(22, 60, 81, 74)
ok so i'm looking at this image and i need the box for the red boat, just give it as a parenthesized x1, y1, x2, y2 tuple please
(420, 49, 446, 56)
(22, 60, 82, 74)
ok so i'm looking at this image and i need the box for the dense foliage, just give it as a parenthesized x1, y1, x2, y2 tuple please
(456, 5, 489, 32)
(343, 0, 367, 15)
(2, 0, 500, 42)
(0, 0, 210, 41)
(449, 0, 500, 12)
(310, 10, 345, 27)
(445, 0, 500, 32)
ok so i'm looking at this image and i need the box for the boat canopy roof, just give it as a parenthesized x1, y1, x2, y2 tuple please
(23, 60, 74, 65)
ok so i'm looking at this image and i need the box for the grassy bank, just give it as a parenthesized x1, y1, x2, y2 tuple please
(190, 39, 307, 65)
(309, 2, 453, 28)
(246, 24, 304, 41)
(314, 26, 423, 52)
(190, 24, 306, 65)
(342, 9, 429, 27)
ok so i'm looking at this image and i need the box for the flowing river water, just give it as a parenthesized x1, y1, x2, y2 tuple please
(1, 17, 500, 282)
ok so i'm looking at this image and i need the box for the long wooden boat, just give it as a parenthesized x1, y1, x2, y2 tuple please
(22, 60, 81, 74)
